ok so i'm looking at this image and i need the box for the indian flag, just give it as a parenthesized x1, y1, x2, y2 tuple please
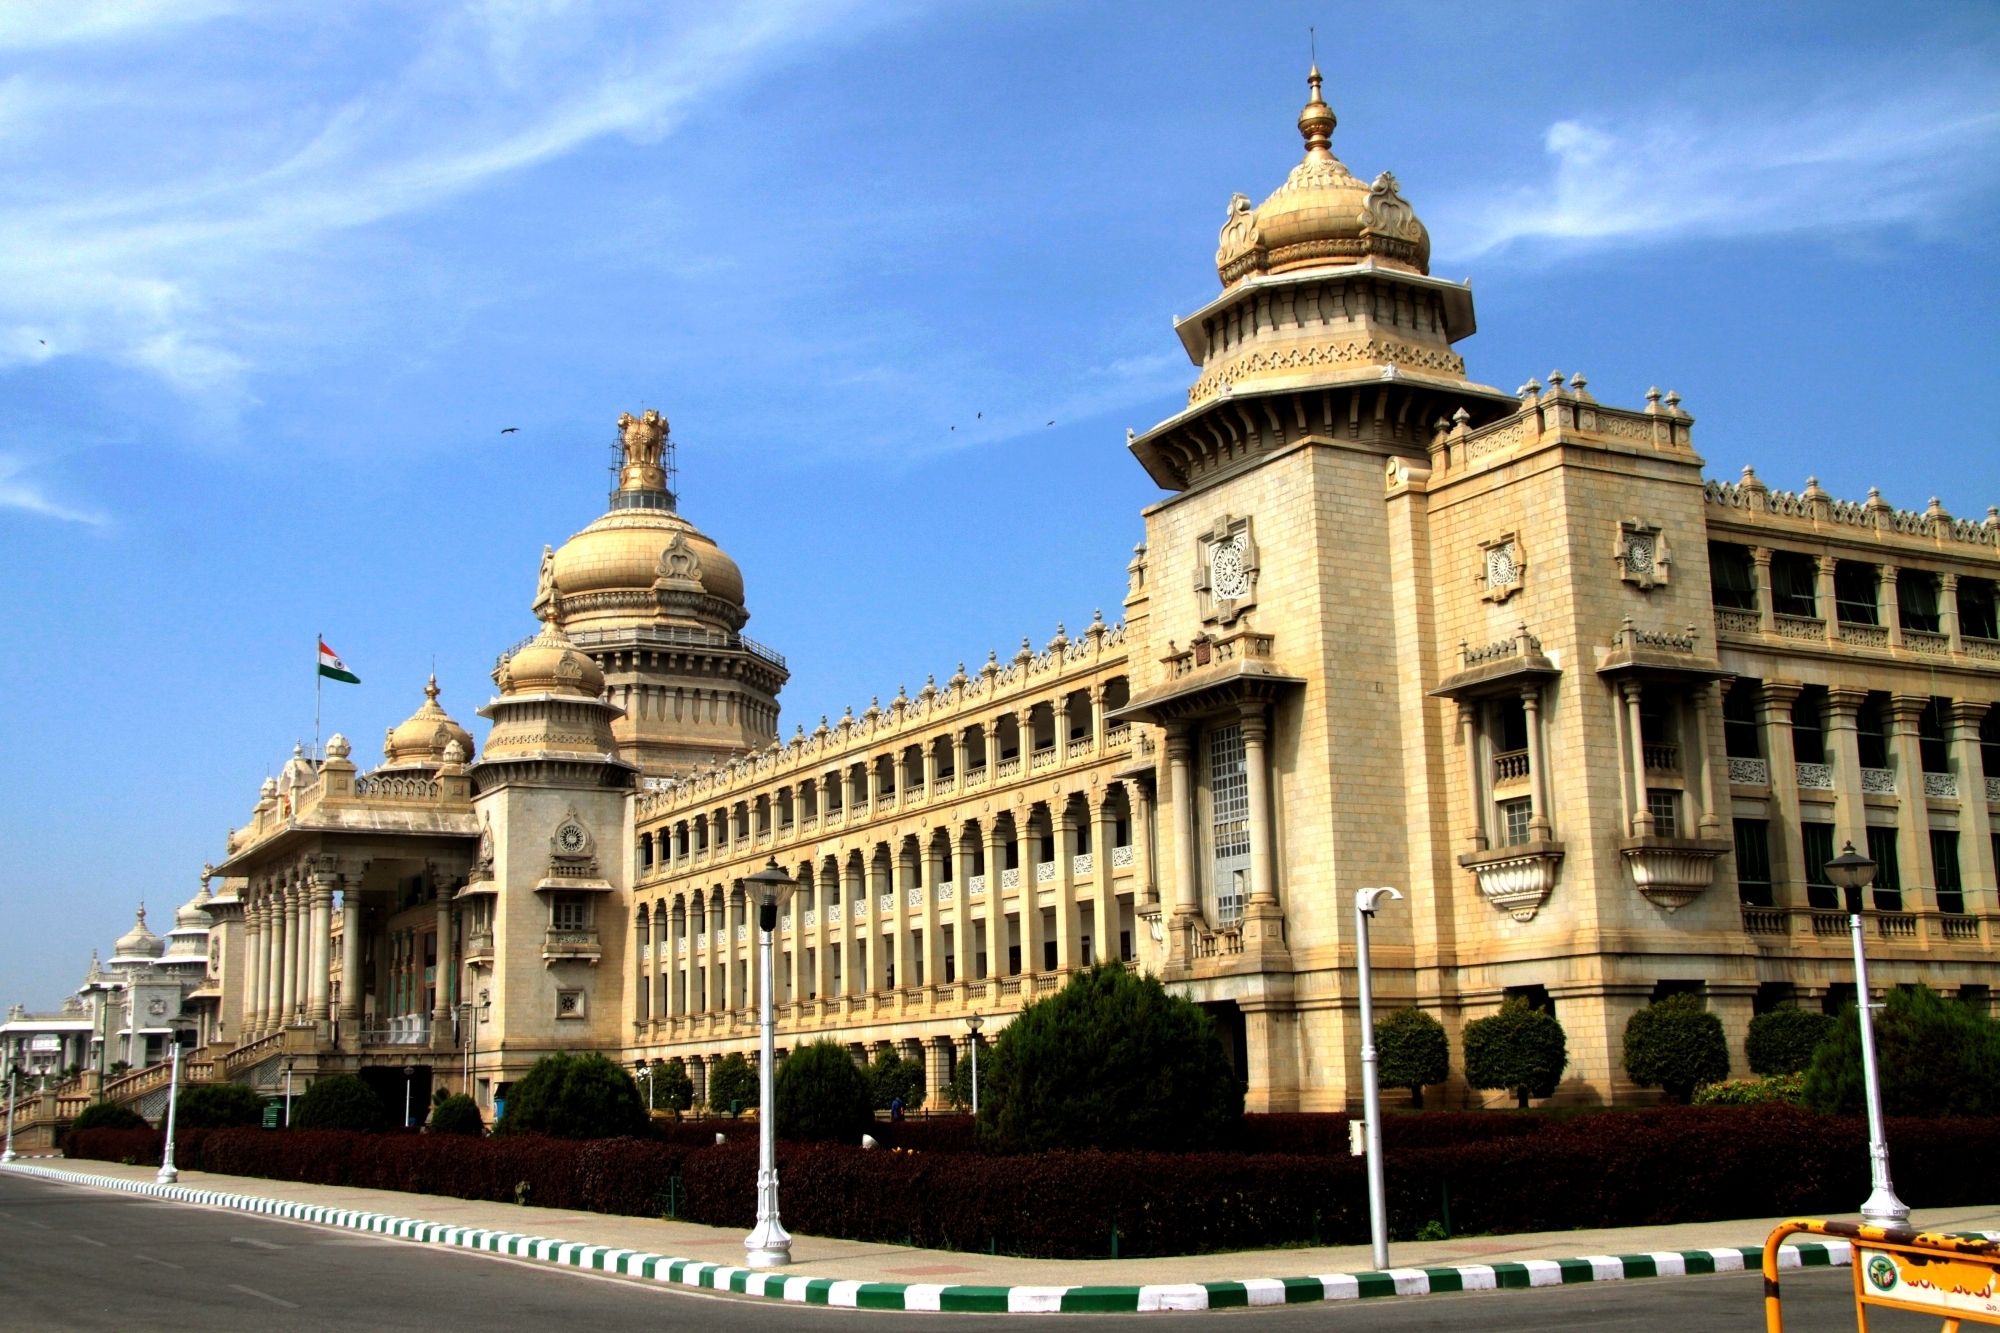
(317, 639, 360, 684)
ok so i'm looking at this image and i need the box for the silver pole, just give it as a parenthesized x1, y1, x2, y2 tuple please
(2, 1068, 17, 1164)
(157, 1042, 182, 1183)
(1355, 887, 1402, 1272)
(971, 1039, 979, 1117)
(1851, 912, 1908, 1223)
(744, 908, 791, 1267)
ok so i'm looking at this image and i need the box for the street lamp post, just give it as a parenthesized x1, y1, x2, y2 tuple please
(743, 859, 796, 1269)
(965, 1013, 984, 1116)
(1824, 841, 1908, 1224)
(2, 1066, 18, 1164)
(636, 1059, 655, 1112)
(157, 1029, 190, 1184)
(283, 1059, 295, 1127)
(1355, 886, 1403, 1273)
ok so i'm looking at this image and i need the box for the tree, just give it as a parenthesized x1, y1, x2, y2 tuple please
(71, 1101, 147, 1131)
(1375, 1007, 1449, 1108)
(979, 962, 1243, 1154)
(1623, 993, 1731, 1103)
(492, 1052, 649, 1139)
(868, 1046, 926, 1112)
(1803, 984, 2000, 1118)
(427, 1094, 485, 1136)
(1747, 1007, 1836, 1076)
(651, 1058, 694, 1114)
(1463, 998, 1568, 1109)
(293, 1074, 388, 1132)
(775, 1040, 874, 1143)
(707, 1052, 758, 1116)
(173, 1081, 266, 1129)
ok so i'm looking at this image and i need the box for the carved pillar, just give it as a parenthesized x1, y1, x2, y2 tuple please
(1521, 686, 1552, 841)
(262, 893, 281, 1032)
(279, 882, 299, 1026)
(1132, 775, 1159, 905)
(243, 899, 265, 1037)
(1880, 565, 1904, 648)
(921, 836, 944, 991)
(1824, 686, 1870, 887)
(339, 889, 363, 1028)
(1622, 681, 1654, 836)
(1018, 807, 1044, 977)
(668, 899, 685, 1020)
(1092, 790, 1118, 957)
(983, 822, 1006, 988)
(952, 730, 969, 786)
(1942, 574, 1964, 654)
(635, 906, 652, 1029)
(892, 842, 915, 994)
(1165, 722, 1200, 919)
(1090, 682, 1107, 755)
(307, 872, 334, 1025)
(1751, 546, 1777, 635)
(1459, 702, 1489, 850)
(432, 897, 453, 1031)
(922, 742, 939, 798)
(952, 828, 975, 992)
(1951, 701, 1997, 911)
(1240, 704, 1279, 905)
(1888, 693, 1938, 906)
(1816, 556, 1840, 644)
(1756, 680, 1808, 906)
(842, 857, 866, 1002)
(1053, 803, 1079, 971)
(1691, 682, 1722, 837)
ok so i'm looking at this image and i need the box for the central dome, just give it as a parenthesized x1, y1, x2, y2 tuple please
(1215, 67, 1430, 287)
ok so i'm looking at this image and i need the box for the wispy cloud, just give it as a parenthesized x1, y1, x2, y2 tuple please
(0, 0, 239, 52)
(0, 454, 105, 524)
(1438, 66, 2000, 260)
(0, 2, 898, 394)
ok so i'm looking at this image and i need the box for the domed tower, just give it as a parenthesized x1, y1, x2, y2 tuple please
(379, 676, 478, 774)
(518, 408, 789, 778)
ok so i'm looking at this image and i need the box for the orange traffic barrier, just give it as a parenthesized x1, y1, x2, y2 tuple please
(1764, 1218, 2000, 1333)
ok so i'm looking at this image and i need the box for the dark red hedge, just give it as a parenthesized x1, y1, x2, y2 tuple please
(62, 1107, 2000, 1259)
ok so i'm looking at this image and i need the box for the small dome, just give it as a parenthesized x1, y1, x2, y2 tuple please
(496, 621, 605, 698)
(383, 675, 476, 768)
(172, 882, 214, 934)
(111, 905, 164, 964)
(1215, 67, 1429, 287)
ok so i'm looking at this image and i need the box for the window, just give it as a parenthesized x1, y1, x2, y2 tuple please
(1208, 723, 1249, 927)
(1898, 570, 1941, 633)
(552, 896, 586, 931)
(1856, 694, 1889, 770)
(1501, 798, 1534, 846)
(555, 988, 584, 1018)
(1960, 577, 2000, 641)
(1834, 561, 1879, 625)
(1919, 698, 1951, 774)
(1723, 681, 1762, 759)
(1933, 831, 1964, 915)
(1734, 819, 1773, 907)
(1792, 688, 1827, 764)
(1771, 552, 1819, 618)
(1646, 789, 1680, 838)
(1503, 984, 1554, 1015)
(1709, 542, 1757, 609)
(1802, 821, 1837, 910)
(1983, 705, 2000, 778)
(1866, 827, 1901, 912)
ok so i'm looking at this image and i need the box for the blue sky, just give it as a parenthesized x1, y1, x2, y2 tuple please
(2, 1, 1997, 1007)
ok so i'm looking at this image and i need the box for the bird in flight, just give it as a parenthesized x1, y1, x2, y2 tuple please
(1047, 420, 1055, 426)
(500, 427, 518, 434)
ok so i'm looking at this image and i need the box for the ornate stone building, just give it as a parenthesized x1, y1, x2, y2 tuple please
(23, 68, 1996, 1124)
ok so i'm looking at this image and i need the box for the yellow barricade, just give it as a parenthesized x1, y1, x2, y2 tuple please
(1765, 1218, 2000, 1333)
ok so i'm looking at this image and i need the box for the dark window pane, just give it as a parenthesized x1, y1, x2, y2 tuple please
(1724, 680, 1762, 759)
(1932, 831, 1963, 914)
(1709, 542, 1757, 609)
(1802, 821, 1838, 910)
(1857, 694, 1889, 770)
(1835, 561, 1879, 625)
(1866, 827, 1901, 912)
(1771, 553, 1819, 618)
(1919, 698, 1950, 774)
(1792, 687, 1827, 764)
(1734, 819, 1773, 906)
(1959, 577, 1999, 641)
(1898, 570, 1941, 633)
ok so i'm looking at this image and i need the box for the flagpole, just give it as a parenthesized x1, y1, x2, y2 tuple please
(314, 632, 322, 762)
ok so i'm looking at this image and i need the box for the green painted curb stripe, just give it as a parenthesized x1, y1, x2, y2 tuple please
(0, 1165, 1856, 1316)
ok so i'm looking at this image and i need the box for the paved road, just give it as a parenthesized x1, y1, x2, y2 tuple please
(0, 1172, 1936, 1330)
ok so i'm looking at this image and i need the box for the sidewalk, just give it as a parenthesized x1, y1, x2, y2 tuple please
(11, 1159, 1993, 1314)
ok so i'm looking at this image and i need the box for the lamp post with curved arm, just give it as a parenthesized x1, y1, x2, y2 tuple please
(1824, 841, 1907, 1224)
(743, 859, 796, 1268)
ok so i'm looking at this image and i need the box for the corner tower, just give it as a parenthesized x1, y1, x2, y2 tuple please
(509, 409, 789, 779)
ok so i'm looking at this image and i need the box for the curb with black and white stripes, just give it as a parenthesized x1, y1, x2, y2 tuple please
(2, 1163, 1853, 1313)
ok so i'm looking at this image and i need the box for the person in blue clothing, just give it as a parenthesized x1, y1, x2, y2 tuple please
(889, 1096, 904, 1122)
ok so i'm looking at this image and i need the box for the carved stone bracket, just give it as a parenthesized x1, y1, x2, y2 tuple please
(1620, 836, 1730, 911)
(1459, 842, 1564, 921)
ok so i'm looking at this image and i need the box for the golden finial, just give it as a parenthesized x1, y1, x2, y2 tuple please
(1298, 64, 1335, 157)
(424, 673, 440, 705)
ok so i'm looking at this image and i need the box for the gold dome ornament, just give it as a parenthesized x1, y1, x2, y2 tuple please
(493, 620, 605, 699)
(1215, 66, 1430, 287)
(381, 675, 477, 769)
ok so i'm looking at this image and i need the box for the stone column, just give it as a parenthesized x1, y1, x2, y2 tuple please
(921, 835, 945, 993)
(1093, 792, 1118, 958)
(1888, 693, 1938, 905)
(648, 899, 665, 1029)
(1622, 681, 1654, 836)
(1459, 702, 1489, 850)
(953, 828, 975, 993)
(1165, 723, 1200, 919)
(922, 743, 939, 799)
(982, 822, 1006, 988)
(1691, 682, 1723, 837)
(338, 889, 363, 1026)
(432, 898, 454, 1032)
(1951, 701, 1997, 911)
(953, 730, 969, 787)
(1240, 704, 1279, 905)
(1816, 556, 1840, 644)
(1880, 565, 1904, 649)
(1751, 546, 1777, 635)
(1756, 680, 1808, 906)
(262, 893, 281, 1032)
(1132, 776, 1158, 905)
(812, 864, 833, 1008)
(892, 843, 915, 994)
(279, 883, 299, 1026)
(1824, 687, 1871, 891)
(1942, 574, 1964, 654)
(635, 906, 652, 1029)
(1091, 682, 1107, 754)
(244, 899, 265, 1037)
(1053, 803, 1079, 971)
(1018, 808, 1044, 978)
(1522, 685, 1552, 840)
(843, 857, 867, 1003)
(307, 873, 334, 1024)
(667, 900, 684, 1022)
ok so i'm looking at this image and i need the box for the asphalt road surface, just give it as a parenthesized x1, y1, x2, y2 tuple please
(0, 1171, 1941, 1331)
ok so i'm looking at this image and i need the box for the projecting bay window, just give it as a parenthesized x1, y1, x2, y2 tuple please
(1206, 723, 1249, 928)
(1646, 789, 1681, 839)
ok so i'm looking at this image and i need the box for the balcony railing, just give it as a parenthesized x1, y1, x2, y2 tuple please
(1643, 743, 1681, 772)
(1492, 749, 1530, 783)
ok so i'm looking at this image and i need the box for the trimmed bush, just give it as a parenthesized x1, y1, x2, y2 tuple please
(707, 1052, 758, 1116)
(173, 1081, 267, 1129)
(294, 1074, 389, 1132)
(868, 1046, 926, 1112)
(980, 962, 1243, 1154)
(493, 1052, 650, 1140)
(70, 1101, 148, 1132)
(1375, 1008, 1449, 1108)
(1624, 994, 1731, 1103)
(64, 1126, 215, 1167)
(1463, 999, 1567, 1108)
(776, 1040, 874, 1144)
(1803, 983, 2000, 1118)
(1693, 1073, 1804, 1107)
(1747, 1007, 1837, 1076)
(428, 1094, 485, 1136)
(648, 1058, 694, 1114)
